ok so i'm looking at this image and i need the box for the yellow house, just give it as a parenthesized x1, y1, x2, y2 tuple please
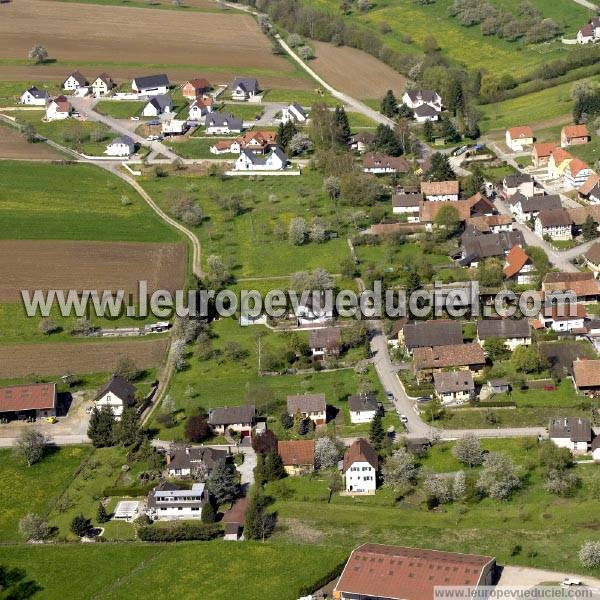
(277, 440, 315, 476)
(548, 148, 573, 179)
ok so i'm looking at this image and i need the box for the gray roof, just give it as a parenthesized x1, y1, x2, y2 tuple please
(66, 71, 87, 86)
(504, 173, 532, 188)
(520, 195, 561, 214)
(392, 193, 423, 208)
(167, 445, 228, 472)
(147, 482, 205, 509)
(549, 417, 592, 442)
(537, 208, 572, 228)
(111, 135, 136, 150)
(461, 230, 525, 263)
(208, 404, 255, 426)
(433, 371, 474, 394)
(508, 191, 527, 206)
(134, 74, 170, 90)
(146, 94, 172, 111)
(406, 89, 438, 104)
(94, 375, 136, 405)
(403, 320, 463, 350)
(413, 103, 439, 117)
(25, 86, 49, 100)
(348, 392, 378, 413)
(232, 77, 259, 93)
(271, 146, 288, 163)
(309, 327, 342, 349)
(477, 318, 531, 340)
(206, 112, 243, 130)
(287, 394, 326, 414)
(290, 102, 307, 117)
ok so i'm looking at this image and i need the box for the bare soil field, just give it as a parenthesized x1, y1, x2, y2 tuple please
(0, 126, 63, 159)
(0, 241, 187, 302)
(0, 338, 168, 377)
(309, 41, 408, 100)
(0, 0, 302, 74)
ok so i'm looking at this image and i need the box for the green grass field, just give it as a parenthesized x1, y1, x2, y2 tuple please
(0, 82, 61, 107)
(568, 136, 600, 166)
(0, 446, 91, 541)
(94, 100, 145, 119)
(0, 161, 180, 242)
(0, 541, 348, 600)
(164, 136, 224, 159)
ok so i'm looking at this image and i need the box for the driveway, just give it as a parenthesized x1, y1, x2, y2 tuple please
(498, 565, 600, 592)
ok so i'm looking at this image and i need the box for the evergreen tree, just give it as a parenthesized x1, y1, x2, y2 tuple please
(201, 497, 217, 523)
(369, 412, 385, 450)
(244, 486, 275, 541)
(97, 502, 110, 524)
(254, 453, 267, 486)
(334, 106, 351, 146)
(448, 79, 465, 116)
(297, 417, 309, 436)
(206, 459, 239, 505)
(380, 89, 398, 118)
(427, 152, 456, 181)
(264, 450, 285, 482)
(276, 121, 298, 150)
(405, 266, 422, 295)
(464, 167, 485, 198)
(373, 124, 403, 156)
(70, 514, 90, 538)
(440, 116, 461, 143)
(116, 406, 140, 447)
(582, 215, 598, 241)
(423, 119, 434, 142)
(87, 407, 116, 448)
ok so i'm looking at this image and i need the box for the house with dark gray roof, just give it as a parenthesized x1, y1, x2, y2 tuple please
(281, 102, 307, 124)
(413, 103, 440, 123)
(433, 371, 475, 405)
(549, 417, 592, 453)
(132, 74, 170, 96)
(142, 94, 172, 117)
(208, 404, 255, 436)
(460, 230, 525, 267)
(477, 318, 532, 350)
(20, 86, 49, 106)
(511, 193, 561, 223)
(105, 135, 136, 157)
(231, 77, 260, 100)
(287, 394, 326, 424)
(63, 71, 88, 91)
(401, 89, 442, 115)
(235, 146, 288, 171)
(400, 319, 463, 354)
(348, 392, 379, 424)
(93, 375, 136, 419)
(166, 444, 229, 478)
(206, 112, 244, 134)
(309, 327, 342, 359)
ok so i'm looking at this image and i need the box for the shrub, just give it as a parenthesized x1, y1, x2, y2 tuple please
(137, 522, 221, 542)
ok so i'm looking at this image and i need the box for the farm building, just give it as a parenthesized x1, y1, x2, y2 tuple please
(573, 359, 600, 395)
(0, 383, 56, 419)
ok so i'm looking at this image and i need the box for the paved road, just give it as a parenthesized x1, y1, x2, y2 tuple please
(571, 0, 598, 10)
(0, 434, 90, 447)
(499, 565, 600, 591)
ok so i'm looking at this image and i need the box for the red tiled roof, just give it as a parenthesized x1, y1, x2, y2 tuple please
(574, 359, 600, 388)
(503, 245, 530, 278)
(0, 383, 56, 413)
(277, 440, 315, 467)
(562, 124, 589, 141)
(532, 142, 556, 159)
(507, 126, 533, 140)
(580, 174, 600, 196)
(543, 303, 587, 321)
(343, 438, 378, 472)
(421, 180, 459, 196)
(550, 148, 573, 165)
(568, 158, 591, 176)
(334, 544, 495, 600)
(413, 343, 485, 370)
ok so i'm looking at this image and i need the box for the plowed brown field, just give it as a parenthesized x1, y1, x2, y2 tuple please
(0, 338, 169, 377)
(0, 240, 187, 302)
(0, 126, 63, 159)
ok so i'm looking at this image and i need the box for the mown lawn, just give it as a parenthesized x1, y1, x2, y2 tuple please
(568, 136, 600, 167)
(0, 446, 91, 541)
(0, 81, 61, 107)
(94, 100, 145, 119)
(164, 136, 222, 159)
(0, 541, 348, 600)
(0, 161, 180, 242)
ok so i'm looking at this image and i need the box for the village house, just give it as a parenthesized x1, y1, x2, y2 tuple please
(539, 303, 587, 333)
(549, 416, 592, 453)
(433, 371, 475, 405)
(564, 158, 595, 190)
(505, 126, 534, 152)
(567, 206, 600, 237)
(105, 135, 136, 157)
(210, 130, 275, 155)
(277, 440, 315, 476)
(349, 132, 375, 153)
(93, 375, 136, 419)
(132, 74, 169, 96)
(0, 383, 56, 420)
(147, 482, 206, 520)
(502, 173, 535, 198)
(548, 147, 573, 179)
(584, 241, 600, 277)
(578, 23, 596, 43)
(205, 112, 243, 135)
(165, 444, 228, 478)
(488, 378, 510, 395)
(287, 394, 326, 425)
(142, 94, 172, 117)
(222, 496, 247, 541)
(91, 73, 116, 97)
(348, 392, 379, 424)
(477, 318, 532, 351)
(280, 102, 307, 124)
(399, 319, 463, 354)
(19, 86, 49, 106)
(362, 153, 410, 174)
(210, 140, 240, 155)
(45, 96, 72, 121)
(420, 180, 459, 202)
(561, 124, 589, 147)
(531, 142, 557, 167)
(503, 245, 535, 284)
(535, 208, 573, 241)
(412, 343, 486, 382)
(63, 71, 88, 91)
(235, 147, 288, 171)
(308, 327, 342, 360)
(182, 78, 210, 100)
(510, 193, 561, 224)
(543, 271, 600, 304)
(392, 193, 422, 221)
(231, 77, 259, 101)
(401, 89, 442, 118)
(162, 119, 188, 136)
(419, 193, 496, 230)
(294, 291, 334, 326)
(578, 174, 600, 203)
(343, 438, 378, 495)
(466, 214, 513, 234)
(413, 103, 440, 122)
(188, 96, 214, 122)
(208, 404, 255, 437)
(333, 544, 496, 600)
(574, 359, 600, 396)
(460, 229, 525, 268)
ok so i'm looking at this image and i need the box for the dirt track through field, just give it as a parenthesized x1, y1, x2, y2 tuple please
(0, 338, 169, 377)
(309, 41, 408, 100)
(0, 125, 64, 159)
(0, 0, 297, 72)
(0, 240, 187, 302)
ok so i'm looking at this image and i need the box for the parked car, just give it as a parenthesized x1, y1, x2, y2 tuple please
(386, 391, 394, 401)
(400, 414, 409, 424)
(130, 116, 140, 121)
(561, 578, 582, 587)
(417, 395, 431, 403)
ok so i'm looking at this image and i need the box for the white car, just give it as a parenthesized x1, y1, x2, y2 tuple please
(400, 414, 409, 424)
(561, 578, 582, 587)
(130, 116, 140, 121)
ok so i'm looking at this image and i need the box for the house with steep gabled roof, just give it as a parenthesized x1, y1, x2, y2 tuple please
(584, 241, 600, 277)
(535, 208, 573, 241)
(477, 318, 531, 350)
(142, 94, 172, 117)
(578, 23, 595, 43)
(235, 146, 287, 171)
(46, 96, 72, 121)
(549, 415, 592, 452)
(505, 126, 534, 151)
(165, 444, 228, 478)
(548, 147, 573, 179)
(63, 71, 88, 91)
(412, 344, 486, 382)
(402, 89, 442, 120)
(561, 124, 589, 148)
(105, 135, 136, 157)
(433, 371, 475, 405)
(92, 73, 116, 97)
(231, 77, 259, 101)
(206, 112, 243, 135)
(564, 158, 595, 190)
(532, 142, 557, 167)
(579, 174, 600, 202)
(420, 180, 459, 201)
(281, 102, 307, 124)
(460, 229, 525, 267)
(19, 86, 49, 106)
(348, 392, 379, 424)
(287, 394, 326, 425)
(539, 303, 587, 333)
(208, 404, 255, 437)
(94, 375, 136, 419)
(503, 245, 534, 284)
(502, 173, 535, 198)
(309, 327, 342, 359)
(277, 440, 315, 475)
(343, 438, 378, 494)
(182, 78, 210, 100)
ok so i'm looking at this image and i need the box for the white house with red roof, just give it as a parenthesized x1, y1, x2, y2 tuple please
(46, 96, 72, 121)
(505, 126, 534, 152)
(564, 158, 595, 190)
